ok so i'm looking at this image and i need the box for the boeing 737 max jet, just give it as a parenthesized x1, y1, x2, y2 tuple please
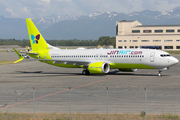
(13, 18, 179, 76)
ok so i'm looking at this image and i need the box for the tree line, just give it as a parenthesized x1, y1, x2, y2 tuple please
(0, 36, 116, 47)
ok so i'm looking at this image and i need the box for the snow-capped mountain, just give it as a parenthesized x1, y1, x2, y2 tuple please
(1, 6, 180, 40)
(158, 6, 180, 18)
(32, 14, 78, 30)
(129, 10, 161, 17)
(88, 11, 118, 20)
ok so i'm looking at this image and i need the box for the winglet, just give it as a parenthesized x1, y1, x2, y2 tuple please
(13, 48, 24, 63)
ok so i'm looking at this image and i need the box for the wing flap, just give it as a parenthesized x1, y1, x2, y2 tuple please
(37, 59, 90, 66)
(53, 61, 88, 66)
(27, 52, 39, 55)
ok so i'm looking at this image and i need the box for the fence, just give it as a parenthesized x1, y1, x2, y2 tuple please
(1, 86, 180, 119)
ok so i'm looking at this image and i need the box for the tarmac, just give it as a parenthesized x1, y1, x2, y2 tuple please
(0, 51, 180, 114)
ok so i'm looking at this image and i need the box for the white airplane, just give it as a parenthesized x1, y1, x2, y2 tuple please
(13, 18, 179, 76)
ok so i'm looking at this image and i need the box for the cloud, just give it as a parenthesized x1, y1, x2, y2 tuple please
(5, 8, 19, 17)
(56, 0, 71, 1)
(37, 0, 51, 5)
(1, 0, 180, 18)
(20, 7, 33, 18)
(167, 0, 180, 4)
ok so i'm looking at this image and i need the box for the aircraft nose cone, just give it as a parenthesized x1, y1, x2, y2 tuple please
(175, 58, 179, 64)
(171, 57, 179, 65)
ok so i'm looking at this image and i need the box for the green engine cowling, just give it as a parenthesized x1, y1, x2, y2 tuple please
(118, 68, 138, 72)
(88, 62, 110, 74)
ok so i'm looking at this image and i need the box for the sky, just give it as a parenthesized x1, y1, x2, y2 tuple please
(1, 0, 180, 18)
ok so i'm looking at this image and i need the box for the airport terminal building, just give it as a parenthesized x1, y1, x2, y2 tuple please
(116, 20, 180, 50)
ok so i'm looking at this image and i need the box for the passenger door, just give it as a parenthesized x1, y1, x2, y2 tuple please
(150, 52, 155, 62)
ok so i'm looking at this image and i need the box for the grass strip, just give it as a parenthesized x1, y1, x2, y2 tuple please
(166, 51, 180, 54)
(0, 113, 179, 120)
(0, 60, 14, 65)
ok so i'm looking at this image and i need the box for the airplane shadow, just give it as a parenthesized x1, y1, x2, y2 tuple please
(13, 70, 169, 77)
(14, 71, 81, 77)
(16, 71, 43, 74)
(107, 70, 169, 76)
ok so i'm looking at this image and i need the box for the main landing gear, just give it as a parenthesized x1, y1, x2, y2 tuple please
(82, 70, 90, 75)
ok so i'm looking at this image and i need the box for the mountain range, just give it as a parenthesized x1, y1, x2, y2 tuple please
(1, 6, 180, 40)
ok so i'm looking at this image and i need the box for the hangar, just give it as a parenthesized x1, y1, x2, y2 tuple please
(116, 20, 180, 50)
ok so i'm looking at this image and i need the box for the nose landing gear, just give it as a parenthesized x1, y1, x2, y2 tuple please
(157, 68, 168, 76)
(157, 70, 162, 76)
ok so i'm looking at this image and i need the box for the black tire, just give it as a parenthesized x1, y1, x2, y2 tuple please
(82, 70, 87, 75)
(82, 70, 90, 75)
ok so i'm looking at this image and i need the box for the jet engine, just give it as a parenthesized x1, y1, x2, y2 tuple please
(88, 62, 110, 74)
(118, 68, 137, 72)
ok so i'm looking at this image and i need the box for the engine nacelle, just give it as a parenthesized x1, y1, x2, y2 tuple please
(118, 68, 137, 72)
(88, 62, 110, 74)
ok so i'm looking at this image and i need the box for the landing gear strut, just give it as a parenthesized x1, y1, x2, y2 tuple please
(157, 69, 162, 76)
(82, 70, 90, 75)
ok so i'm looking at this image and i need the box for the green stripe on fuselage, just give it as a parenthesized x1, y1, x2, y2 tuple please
(110, 63, 155, 69)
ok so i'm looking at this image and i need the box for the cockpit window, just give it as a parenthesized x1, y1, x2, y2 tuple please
(160, 54, 171, 57)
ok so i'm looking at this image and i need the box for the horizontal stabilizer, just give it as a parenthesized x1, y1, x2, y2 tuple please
(14, 58, 24, 63)
(13, 48, 24, 63)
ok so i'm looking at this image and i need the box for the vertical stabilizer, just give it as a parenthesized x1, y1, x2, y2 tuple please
(26, 18, 49, 51)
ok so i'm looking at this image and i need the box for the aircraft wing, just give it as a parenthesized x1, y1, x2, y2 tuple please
(27, 52, 39, 55)
(37, 59, 91, 66)
(13, 48, 98, 66)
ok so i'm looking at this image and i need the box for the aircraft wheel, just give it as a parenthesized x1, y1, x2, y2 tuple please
(157, 72, 162, 77)
(82, 70, 90, 75)
(82, 70, 86, 75)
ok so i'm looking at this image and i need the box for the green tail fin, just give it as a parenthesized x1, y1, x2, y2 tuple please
(26, 18, 49, 51)
(13, 48, 24, 63)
